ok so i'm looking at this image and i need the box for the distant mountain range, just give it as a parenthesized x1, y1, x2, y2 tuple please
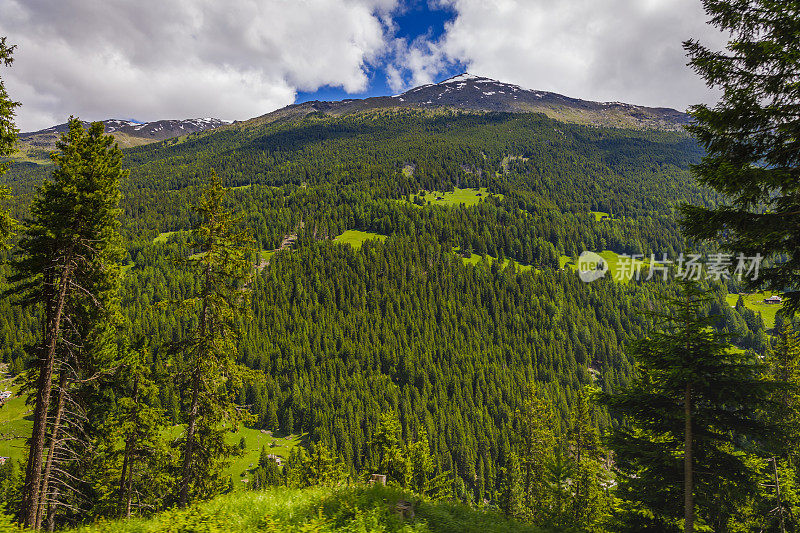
(12, 73, 690, 165)
(14, 118, 231, 162)
(247, 73, 690, 130)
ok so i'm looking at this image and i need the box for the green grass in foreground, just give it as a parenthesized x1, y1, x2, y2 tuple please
(333, 230, 387, 249)
(69, 485, 548, 533)
(409, 188, 502, 207)
(726, 292, 783, 330)
(560, 250, 648, 284)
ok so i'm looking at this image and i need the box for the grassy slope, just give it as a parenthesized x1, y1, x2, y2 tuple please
(453, 248, 534, 272)
(333, 230, 387, 249)
(152, 230, 186, 244)
(0, 382, 31, 465)
(409, 188, 502, 208)
(69, 485, 548, 533)
(725, 292, 783, 330)
(560, 250, 648, 284)
(0, 394, 301, 490)
(225, 430, 303, 489)
(165, 426, 303, 490)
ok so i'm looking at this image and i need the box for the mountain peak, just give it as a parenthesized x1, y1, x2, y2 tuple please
(439, 73, 487, 84)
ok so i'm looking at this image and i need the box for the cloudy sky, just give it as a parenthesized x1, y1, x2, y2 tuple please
(0, 0, 728, 132)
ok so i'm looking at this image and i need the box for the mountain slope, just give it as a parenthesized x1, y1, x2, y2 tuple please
(13, 117, 231, 162)
(246, 73, 689, 130)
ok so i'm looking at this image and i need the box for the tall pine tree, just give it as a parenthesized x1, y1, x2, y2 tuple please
(12, 119, 124, 529)
(0, 36, 19, 245)
(682, 1, 800, 312)
(170, 172, 254, 507)
(599, 280, 775, 531)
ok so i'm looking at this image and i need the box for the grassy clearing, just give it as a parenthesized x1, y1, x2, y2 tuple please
(333, 230, 387, 249)
(591, 211, 614, 222)
(165, 425, 303, 490)
(560, 251, 649, 284)
(409, 188, 502, 208)
(726, 292, 783, 330)
(69, 484, 549, 533)
(225, 429, 303, 489)
(454, 248, 533, 272)
(152, 230, 186, 244)
(0, 381, 32, 465)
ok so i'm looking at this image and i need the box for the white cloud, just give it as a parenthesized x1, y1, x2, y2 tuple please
(0, 0, 399, 131)
(394, 0, 729, 111)
(0, 0, 733, 131)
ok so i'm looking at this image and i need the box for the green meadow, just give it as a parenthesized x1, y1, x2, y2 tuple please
(591, 211, 614, 221)
(560, 250, 649, 284)
(333, 230, 387, 249)
(725, 292, 783, 330)
(152, 230, 186, 244)
(0, 386, 303, 490)
(454, 247, 533, 272)
(0, 382, 32, 465)
(409, 187, 502, 207)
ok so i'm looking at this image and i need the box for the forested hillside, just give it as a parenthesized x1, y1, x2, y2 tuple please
(0, 106, 770, 522)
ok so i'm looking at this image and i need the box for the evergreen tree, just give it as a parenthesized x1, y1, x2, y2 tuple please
(12, 119, 124, 529)
(770, 322, 800, 463)
(567, 386, 611, 530)
(513, 384, 556, 519)
(90, 344, 174, 519)
(681, 1, 800, 312)
(497, 451, 522, 518)
(170, 171, 255, 507)
(599, 280, 775, 531)
(0, 36, 18, 245)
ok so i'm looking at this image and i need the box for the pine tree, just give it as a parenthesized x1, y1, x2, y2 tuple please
(497, 451, 522, 517)
(770, 321, 800, 463)
(12, 119, 124, 529)
(681, 1, 800, 312)
(170, 171, 255, 507)
(599, 280, 775, 531)
(513, 384, 556, 518)
(0, 36, 19, 245)
(567, 386, 611, 530)
(89, 344, 173, 519)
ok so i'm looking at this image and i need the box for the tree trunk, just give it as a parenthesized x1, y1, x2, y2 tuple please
(178, 251, 213, 508)
(36, 371, 68, 530)
(117, 378, 138, 518)
(45, 488, 58, 533)
(684, 383, 693, 533)
(23, 258, 73, 529)
(178, 368, 200, 508)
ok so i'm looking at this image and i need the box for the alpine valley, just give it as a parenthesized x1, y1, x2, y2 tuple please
(0, 73, 778, 530)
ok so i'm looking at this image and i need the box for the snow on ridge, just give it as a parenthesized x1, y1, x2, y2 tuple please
(441, 73, 484, 84)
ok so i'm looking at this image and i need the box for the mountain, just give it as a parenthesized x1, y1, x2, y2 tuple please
(13, 117, 231, 162)
(4, 77, 761, 518)
(247, 73, 690, 130)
